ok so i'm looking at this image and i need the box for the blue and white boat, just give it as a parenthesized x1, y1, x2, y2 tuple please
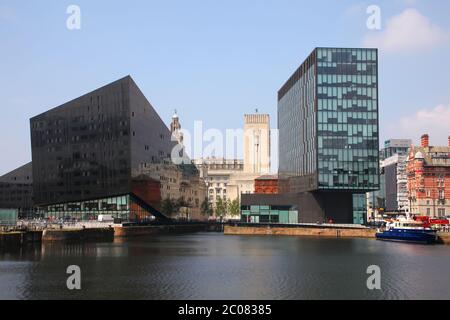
(376, 218, 438, 244)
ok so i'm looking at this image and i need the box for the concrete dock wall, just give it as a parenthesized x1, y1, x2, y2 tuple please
(42, 228, 114, 242)
(0, 232, 23, 248)
(114, 224, 209, 237)
(0, 231, 42, 248)
(224, 225, 377, 239)
(437, 233, 450, 245)
(22, 231, 42, 243)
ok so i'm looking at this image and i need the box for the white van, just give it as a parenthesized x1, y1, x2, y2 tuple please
(98, 215, 114, 222)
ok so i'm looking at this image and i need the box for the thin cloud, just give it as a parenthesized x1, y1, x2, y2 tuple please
(363, 8, 449, 52)
(387, 105, 450, 145)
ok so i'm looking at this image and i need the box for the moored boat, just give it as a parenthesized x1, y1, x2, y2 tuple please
(376, 218, 437, 244)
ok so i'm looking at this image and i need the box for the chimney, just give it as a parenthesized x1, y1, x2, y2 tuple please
(421, 134, 429, 148)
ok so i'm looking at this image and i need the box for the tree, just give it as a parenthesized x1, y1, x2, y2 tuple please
(161, 198, 174, 217)
(215, 197, 227, 217)
(227, 199, 240, 217)
(200, 198, 213, 217)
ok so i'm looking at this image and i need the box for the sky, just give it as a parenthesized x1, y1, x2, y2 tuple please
(1, 0, 450, 175)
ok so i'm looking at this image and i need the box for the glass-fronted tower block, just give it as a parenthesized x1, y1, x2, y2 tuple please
(278, 48, 380, 223)
(279, 48, 380, 192)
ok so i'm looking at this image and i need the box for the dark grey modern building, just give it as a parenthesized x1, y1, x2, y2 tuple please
(0, 162, 34, 218)
(243, 48, 380, 224)
(30, 76, 196, 222)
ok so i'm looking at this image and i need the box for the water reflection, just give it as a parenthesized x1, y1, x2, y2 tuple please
(0, 233, 449, 300)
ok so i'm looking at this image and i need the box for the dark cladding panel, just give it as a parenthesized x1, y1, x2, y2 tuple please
(0, 162, 34, 217)
(128, 78, 176, 174)
(0, 162, 33, 184)
(29, 76, 203, 221)
(30, 77, 132, 206)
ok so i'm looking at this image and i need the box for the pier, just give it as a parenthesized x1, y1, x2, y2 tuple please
(2, 221, 450, 249)
(0, 221, 225, 248)
(224, 223, 377, 239)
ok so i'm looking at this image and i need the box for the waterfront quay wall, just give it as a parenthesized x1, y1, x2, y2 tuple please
(1, 223, 218, 246)
(437, 233, 450, 245)
(0, 231, 42, 247)
(114, 223, 210, 238)
(224, 224, 377, 239)
(0, 232, 23, 248)
(42, 228, 114, 242)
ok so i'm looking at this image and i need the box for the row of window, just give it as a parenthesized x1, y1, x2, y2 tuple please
(319, 111, 378, 122)
(319, 174, 379, 189)
(318, 99, 377, 112)
(317, 48, 377, 62)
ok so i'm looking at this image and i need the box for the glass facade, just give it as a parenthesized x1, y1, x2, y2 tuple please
(278, 48, 380, 193)
(43, 195, 130, 221)
(278, 52, 317, 179)
(241, 205, 299, 224)
(41, 194, 155, 222)
(317, 48, 379, 191)
(0, 209, 18, 226)
(352, 194, 367, 224)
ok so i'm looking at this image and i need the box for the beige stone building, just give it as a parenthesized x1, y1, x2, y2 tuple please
(193, 158, 244, 205)
(194, 112, 271, 215)
(243, 113, 271, 175)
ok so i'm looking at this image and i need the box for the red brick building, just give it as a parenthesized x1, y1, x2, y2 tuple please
(407, 134, 450, 217)
(254, 175, 279, 194)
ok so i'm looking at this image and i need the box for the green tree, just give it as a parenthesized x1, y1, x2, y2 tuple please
(200, 198, 213, 217)
(227, 199, 240, 217)
(161, 198, 174, 217)
(215, 197, 227, 217)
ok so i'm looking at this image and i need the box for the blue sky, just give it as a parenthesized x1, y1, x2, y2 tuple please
(1, 0, 450, 174)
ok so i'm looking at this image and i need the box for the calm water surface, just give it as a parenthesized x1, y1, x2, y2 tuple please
(1, 233, 449, 300)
